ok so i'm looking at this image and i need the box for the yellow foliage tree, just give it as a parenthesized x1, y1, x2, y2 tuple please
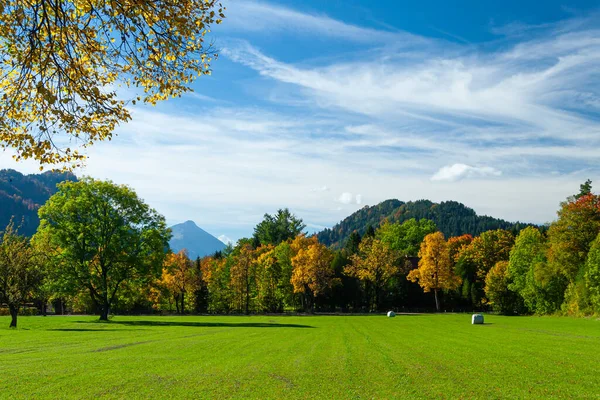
(0, 0, 225, 168)
(345, 237, 398, 311)
(159, 249, 194, 314)
(407, 232, 461, 311)
(230, 243, 255, 314)
(290, 235, 335, 311)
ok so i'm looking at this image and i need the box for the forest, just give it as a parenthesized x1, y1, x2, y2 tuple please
(1, 178, 599, 328)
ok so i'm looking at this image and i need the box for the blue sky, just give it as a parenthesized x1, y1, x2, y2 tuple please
(2, 0, 600, 243)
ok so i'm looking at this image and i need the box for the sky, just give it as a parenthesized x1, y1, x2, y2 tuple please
(1, 0, 600, 244)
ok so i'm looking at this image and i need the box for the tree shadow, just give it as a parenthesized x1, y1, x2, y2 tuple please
(79, 320, 315, 329)
(48, 328, 137, 332)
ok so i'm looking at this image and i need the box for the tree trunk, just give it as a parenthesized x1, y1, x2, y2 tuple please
(434, 289, 440, 312)
(9, 303, 18, 328)
(99, 302, 109, 321)
(181, 293, 185, 315)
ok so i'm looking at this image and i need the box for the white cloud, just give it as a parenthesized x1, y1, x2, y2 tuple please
(338, 192, 353, 204)
(222, 1, 426, 46)
(218, 235, 233, 246)
(2, 5, 598, 242)
(431, 164, 503, 182)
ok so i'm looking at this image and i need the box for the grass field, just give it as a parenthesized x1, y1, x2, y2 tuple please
(0, 314, 598, 399)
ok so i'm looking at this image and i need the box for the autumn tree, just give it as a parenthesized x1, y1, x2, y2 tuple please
(455, 229, 514, 306)
(548, 194, 600, 282)
(201, 256, 232, 313)
(547, 193, 600, 314)
(291, 235, 335, 311)
(407, 232, 461, 311)
(346, 237, 398, 311)
(0, 1, 225, 168)
(229, 241, 256, 314)
(253, 209, 306, 246)
(161, 250, 194, 314)
(37, 178, 170, 320)
(254, 244, 284, 312)
(0, 221, 43, 328)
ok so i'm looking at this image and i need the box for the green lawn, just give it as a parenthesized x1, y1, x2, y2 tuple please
(0, 314, 598, 399)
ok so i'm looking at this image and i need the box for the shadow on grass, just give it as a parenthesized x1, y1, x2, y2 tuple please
(80, 320, 315, 329)
(48, 328, 137, 332)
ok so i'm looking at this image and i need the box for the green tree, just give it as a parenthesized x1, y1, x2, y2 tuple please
(0, 0, 225, 168)
(507, 227, 565, 314)
(377, 218, 437, 257)
(484, 261, 524, 315)
(253, 209, 306, 246)
(0, 221, 43, 328)
(575, 180, 593, 200)
(37, 178, 170, 320)
(585, 233, 600, 313)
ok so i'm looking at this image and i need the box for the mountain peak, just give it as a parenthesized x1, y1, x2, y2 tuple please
(169, 220, 225, 259)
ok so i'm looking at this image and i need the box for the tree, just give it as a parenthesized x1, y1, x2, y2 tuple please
(548, 194, 600, 283)
(407, 232, 460, 311)
(290, 235, 335, 311)
(37, 178, 170, 320)
(455, 229, 514, 306)
(575, 180, 593, 200)
(377, 218, 437, 257)
(345, 237, 398, 311)
(507, 227, 565, 314)
(0, 221, 43, 328)
(0, 1, 225, 168)
(229, 242, 256, 314)
(253, 209, 306, 246)
(161, 250, 194, 314)
(585, 233, 600, 313)
(484, 261, 524, 315)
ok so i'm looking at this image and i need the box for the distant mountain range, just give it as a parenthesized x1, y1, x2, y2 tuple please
(0, 169, 76, 236)
(169, 220, 226, 259)
(317, 199, 538, 249)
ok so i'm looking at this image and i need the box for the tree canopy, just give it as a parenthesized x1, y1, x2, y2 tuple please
(253, 208, 305, 246)
(0, 0, 225, 167)
(36, 178, 170, 320)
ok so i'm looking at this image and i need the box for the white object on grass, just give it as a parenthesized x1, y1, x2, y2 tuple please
(387, 311, 396, 318)
(472, 314, 484, 324)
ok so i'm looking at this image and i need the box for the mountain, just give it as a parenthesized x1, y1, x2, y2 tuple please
(169, 220, 226, 259)
(0, 169, 77, 236)
(317, 199, 538, 249)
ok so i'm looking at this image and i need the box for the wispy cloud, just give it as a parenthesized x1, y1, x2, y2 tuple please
(2, 2, 598, 241)
(222, 1, 426, 45)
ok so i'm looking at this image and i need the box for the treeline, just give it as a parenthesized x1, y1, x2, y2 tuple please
(317, 199, 537, 249)
(2, 179, 600, 328)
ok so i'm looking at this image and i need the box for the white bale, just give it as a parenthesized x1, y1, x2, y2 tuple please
(387, 311, 396, 318)
(472, 314, 484, 324)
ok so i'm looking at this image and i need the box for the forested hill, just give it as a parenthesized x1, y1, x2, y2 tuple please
(317, 199, 538, 248)
(0, 169, 77, 236)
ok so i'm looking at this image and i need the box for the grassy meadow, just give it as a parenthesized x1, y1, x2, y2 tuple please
(0, 314, 598, 399)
